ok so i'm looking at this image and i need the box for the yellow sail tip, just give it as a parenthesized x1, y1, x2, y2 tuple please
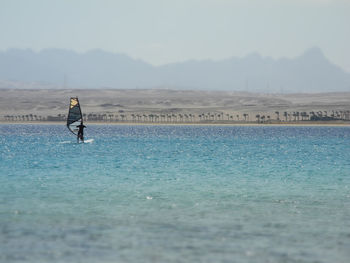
(70, 98, 78, 108)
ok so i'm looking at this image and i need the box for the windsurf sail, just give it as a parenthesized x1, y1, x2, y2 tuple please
(67, 97, 83, 135)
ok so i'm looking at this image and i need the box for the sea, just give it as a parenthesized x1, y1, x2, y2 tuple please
(0, 124, 350, 263)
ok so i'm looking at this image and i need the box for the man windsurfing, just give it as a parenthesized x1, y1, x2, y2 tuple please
(67, 97, 87, 143)
(77, 123, 86, 143)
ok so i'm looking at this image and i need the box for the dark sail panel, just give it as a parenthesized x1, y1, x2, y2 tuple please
(67, 97, 83, 135)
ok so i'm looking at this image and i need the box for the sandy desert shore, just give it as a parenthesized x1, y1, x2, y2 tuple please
(1, 89, 350, 122)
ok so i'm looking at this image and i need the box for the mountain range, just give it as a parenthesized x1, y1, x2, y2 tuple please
(0, 47, 349, 92)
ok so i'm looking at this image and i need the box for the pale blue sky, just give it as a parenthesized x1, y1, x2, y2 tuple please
(1, 0, 349, 71)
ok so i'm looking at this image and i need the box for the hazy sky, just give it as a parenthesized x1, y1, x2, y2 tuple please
(1, 0, 350, 71)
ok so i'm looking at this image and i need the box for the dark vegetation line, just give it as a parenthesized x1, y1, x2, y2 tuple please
(2, 110, 350, 123)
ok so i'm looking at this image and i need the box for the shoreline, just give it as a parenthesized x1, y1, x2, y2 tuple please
(1, 121, 349, 127)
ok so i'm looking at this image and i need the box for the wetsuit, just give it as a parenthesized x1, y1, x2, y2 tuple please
(77, 124, 86, 143)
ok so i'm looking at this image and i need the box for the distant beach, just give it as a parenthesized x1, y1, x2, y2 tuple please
(1, 89, 350, 125)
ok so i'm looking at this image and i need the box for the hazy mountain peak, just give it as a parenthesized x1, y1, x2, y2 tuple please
(300, 47, 326, 60)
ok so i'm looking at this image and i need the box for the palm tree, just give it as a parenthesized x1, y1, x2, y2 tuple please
(346, 111, 350, 120)
(309, 111, 315, 120)
(275, 111, 280, 121)
(161, 114, 166, 122)
(184, 114, 189, 122)
(219, 113, 224, 120)
(243, 113, 248, 121)
(336, 111, 341, 119)
(256, 114, 261, 123)
(179, 114, 183, 122)
(207, 113, 211, 120)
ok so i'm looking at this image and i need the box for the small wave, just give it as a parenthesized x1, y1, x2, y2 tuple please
(59, 141, 72, 144)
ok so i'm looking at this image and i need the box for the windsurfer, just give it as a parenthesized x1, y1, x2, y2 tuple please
(77, 123, 86, 143)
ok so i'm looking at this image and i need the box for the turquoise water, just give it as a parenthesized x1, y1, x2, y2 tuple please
(1, 124, 350, 263)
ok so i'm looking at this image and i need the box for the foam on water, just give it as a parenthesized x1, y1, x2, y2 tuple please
(0, 124, 350, 263)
